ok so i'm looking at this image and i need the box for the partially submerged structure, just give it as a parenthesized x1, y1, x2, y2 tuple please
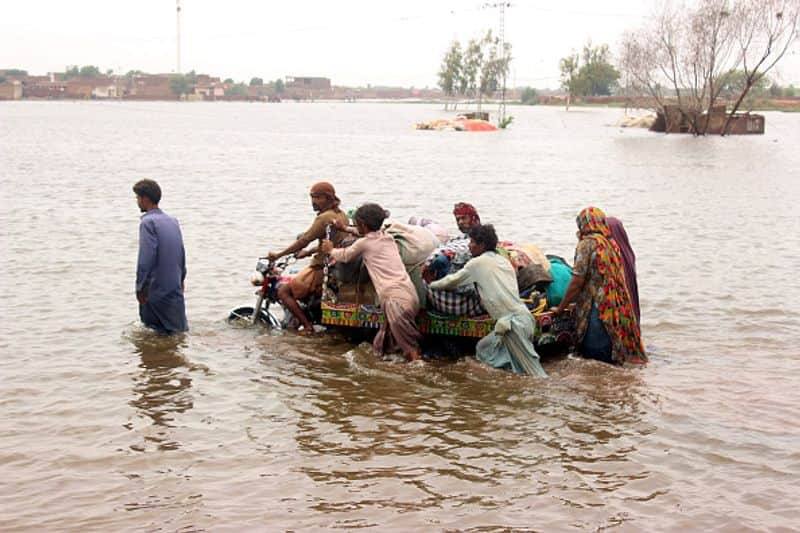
(650, 105, 765, 135)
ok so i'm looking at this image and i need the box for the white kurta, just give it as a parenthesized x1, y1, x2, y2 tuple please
(430, 251, 547, 377)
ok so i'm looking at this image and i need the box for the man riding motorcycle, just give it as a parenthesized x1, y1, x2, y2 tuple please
(267, 181, 349, 334)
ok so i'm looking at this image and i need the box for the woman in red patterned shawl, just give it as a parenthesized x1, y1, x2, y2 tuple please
(553, 207, 646, 365)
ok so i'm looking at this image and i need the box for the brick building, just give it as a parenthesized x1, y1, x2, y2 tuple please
(128, 74, 174, 99)
(0, 80, 22, 100)
(284, 76, 332, 99)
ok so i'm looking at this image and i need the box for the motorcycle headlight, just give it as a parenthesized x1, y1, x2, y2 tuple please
(256, 259, 271, 274)
(250, 271, 265, 286)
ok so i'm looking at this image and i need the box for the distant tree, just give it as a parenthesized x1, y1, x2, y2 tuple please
(461, 37, 483, 103)
(478, 30, 512, 111)
(519, 86, 538, 105)
(78, 65, 102, 77)
(579, 43, 619, 96)
(0, 76, 6, 84)
(274, 78, 285, 94)
(169, 74, 193, 97)
(765, 82, 797, 98)
(225, 82, 248, 96)
(125, 69, 145, 79)
(436, 30, 512, 113)
(64, 65, 103, 78)
(438, 40, 463, 108)
(223, 78, 234, 84)
(559, 52, 580, 109)
(250, 77, 263, 86)
(560, 42, 620, 108)
(1, 68, 27, 76)
(719, 70, 771, 98)
(106, 68, 114, 76)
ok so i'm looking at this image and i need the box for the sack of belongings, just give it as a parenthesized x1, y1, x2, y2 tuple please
(384, 222, 440, 266)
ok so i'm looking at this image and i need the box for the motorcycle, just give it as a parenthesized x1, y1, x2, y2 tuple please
(227, 256, 321, 329)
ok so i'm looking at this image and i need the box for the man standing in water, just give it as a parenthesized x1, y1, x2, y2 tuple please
(430, 224, 546, 377)
(133, 179, 188, 335)
(267, 182, 349, 334)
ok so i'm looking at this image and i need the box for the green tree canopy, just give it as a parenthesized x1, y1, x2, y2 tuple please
(519, 87, 538, 105)
(560, 42, 620, 98)
(438, 41, 463, 96)
(250, 77, 263, 86)
(79, 65, 102, 77)
(274, 78, 285, 94)
(718, 70, 771, 98)
(559, 53, 580, 96)
(461, 37, 483, 98)
(169, 74, 193, 96)
(225, 82, 248, 96)
(64, 65, 103, 78)
(438, 30, 511, 107)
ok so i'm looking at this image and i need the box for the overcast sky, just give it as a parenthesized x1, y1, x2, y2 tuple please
(3, 0, 799, 88)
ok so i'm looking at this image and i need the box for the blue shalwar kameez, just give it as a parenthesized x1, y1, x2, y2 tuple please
(430, 251, 546, 377)
(136, 208, 188, 334)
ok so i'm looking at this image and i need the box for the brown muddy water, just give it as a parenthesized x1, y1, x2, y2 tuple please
(1, 101, 798, 531)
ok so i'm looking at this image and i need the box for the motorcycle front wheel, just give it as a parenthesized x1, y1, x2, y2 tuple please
(227, 306, 276, 327)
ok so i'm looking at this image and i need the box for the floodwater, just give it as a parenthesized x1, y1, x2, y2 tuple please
(1, 101, 798, 531)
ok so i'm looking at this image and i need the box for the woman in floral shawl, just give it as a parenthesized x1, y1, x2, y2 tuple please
(553, 207, 646, 365)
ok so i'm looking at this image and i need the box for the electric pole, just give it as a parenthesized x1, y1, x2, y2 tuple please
(482, 3, 511, 126)
(498, 2, 507, 126)
(176, 0, 182, 74)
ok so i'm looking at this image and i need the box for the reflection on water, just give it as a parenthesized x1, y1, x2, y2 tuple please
(276, 340, 654, 520)
(126, 329, 193, 452)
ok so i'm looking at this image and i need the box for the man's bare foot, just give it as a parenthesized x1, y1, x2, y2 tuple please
(297, 327, 315, 337)
(406, 351, 423, 362)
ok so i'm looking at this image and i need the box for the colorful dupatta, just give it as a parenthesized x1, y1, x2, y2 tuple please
(576, 207, 647, 364)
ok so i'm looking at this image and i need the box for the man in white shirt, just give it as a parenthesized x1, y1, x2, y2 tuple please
(429, 224, 547, 377)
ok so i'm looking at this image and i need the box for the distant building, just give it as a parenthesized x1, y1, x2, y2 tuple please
(92, 82, 120, 99)
(284, 76, 332, 99)
(63, 79, 96, 99)
(0, 80, 22, 100)
(194, 74, 224, 100)
(652, 104, 765, 134)
(128, 74, 174, 100)
(22, 75, 67, 99)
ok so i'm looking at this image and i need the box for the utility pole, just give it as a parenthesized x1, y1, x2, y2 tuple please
(482, 2, 511, 126)
(176, 0, 182, 74)
(498, 2, 507, 126)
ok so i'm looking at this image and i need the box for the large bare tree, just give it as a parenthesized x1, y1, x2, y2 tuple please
(723, 0, 800, 134)
(620, 0, 800, 135)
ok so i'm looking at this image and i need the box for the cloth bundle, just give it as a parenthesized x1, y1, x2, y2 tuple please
(384, 222, 440, 266)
